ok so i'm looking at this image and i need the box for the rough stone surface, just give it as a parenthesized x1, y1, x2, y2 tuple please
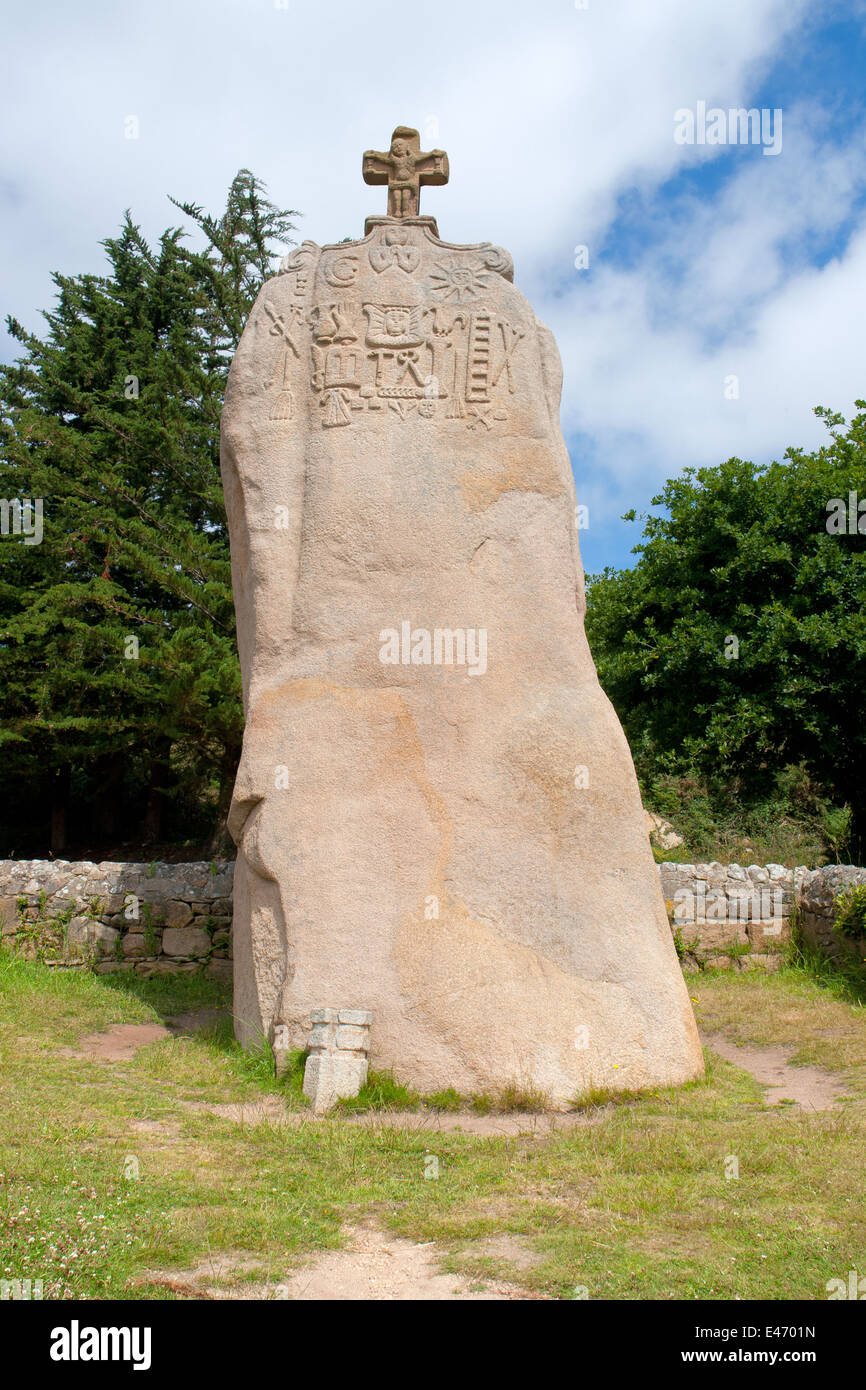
(661, 861, 795, 968)
(746, 953, 783, 972)
(161, 926, 212, 959)
(65, 916, 96, 946)
(747, 920, 789, 950)
(66, 919, 119, 954)
(163, 900, 195, 929)
(2, 858, 860, 984)
(219, 133, 704, 1106)
(799, 865, 866, 966)
(302, 1008, 372, 1113)
(0, 861, 232, 970)
(644, 811, 684, 850)
(303, 1054, 370, 1114)
(122, 932, 148, 958)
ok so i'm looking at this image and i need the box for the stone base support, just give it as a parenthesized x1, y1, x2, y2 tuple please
(302, 1008, 372, 1114)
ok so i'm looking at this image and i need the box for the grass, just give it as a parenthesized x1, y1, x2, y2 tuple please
(100, 969, 231, 1018)
(653, 820, 828, 869)
(334, 1070, 421, 1114)
(1, 947, 865, 1300)
(787, 923, 866, 1004)
(643, 767, 859, 868)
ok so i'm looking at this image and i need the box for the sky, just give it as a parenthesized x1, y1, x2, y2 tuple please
(2, 0, 865, 572)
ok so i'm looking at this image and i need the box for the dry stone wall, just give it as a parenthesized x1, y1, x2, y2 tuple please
(798, 865, 866, 965)
(0, 858, 863, 977)
(0, 860, 234, 978)
(658, 861, 798, 974)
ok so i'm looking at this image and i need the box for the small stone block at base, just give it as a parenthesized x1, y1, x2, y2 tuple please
(303, 1052, 369, 1114)
(302, 1005, 373, 1113)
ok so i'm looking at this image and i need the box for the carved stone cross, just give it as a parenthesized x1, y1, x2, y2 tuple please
(363, 125, 449, 219)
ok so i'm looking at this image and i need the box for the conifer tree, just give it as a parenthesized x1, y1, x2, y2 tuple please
(0, 171, 297, 854)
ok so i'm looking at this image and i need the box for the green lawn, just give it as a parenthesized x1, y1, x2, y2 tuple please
(1, 949, 864, 1300)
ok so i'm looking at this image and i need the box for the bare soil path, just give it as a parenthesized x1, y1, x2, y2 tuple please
(272, 1225, 538, 1301)
(701, 1033, 850, 1109)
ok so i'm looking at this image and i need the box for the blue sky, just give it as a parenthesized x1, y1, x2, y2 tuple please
(2, 0, 865, 573)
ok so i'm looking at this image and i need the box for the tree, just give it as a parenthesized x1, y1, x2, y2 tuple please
(0, 171, 298, 855)
(585, 404, 866, 848)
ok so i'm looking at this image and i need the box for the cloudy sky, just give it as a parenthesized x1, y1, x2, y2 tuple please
(2, 0, 865, 571)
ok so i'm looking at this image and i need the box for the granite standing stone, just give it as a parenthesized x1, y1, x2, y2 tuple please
(220, 128, 704, 1105)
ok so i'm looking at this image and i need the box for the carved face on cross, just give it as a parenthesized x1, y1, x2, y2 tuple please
(363, 125, 450, 220)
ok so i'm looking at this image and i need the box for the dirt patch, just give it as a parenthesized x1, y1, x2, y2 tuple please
(702, 1034, 850, 1110)
(281, 1225, 538, 1300)
(63, 1023, 172, 1061)
(134, 1275, 214, 1299)
(132, 1230, 538, 1301)
(132, 1253, 269, 1300)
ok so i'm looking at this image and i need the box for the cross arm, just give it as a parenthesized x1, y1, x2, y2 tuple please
(416, 151, 450, 186)
(362, 151, 392, 185)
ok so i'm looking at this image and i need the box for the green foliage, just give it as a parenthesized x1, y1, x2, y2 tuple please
(0, 171, 298, 855)
(724, 941, 753, 961)
(8, 897, 79, 965)
(274, 1048, 308, 1102)
(645, 765, 847, 867)
(495, 1081, 549, 1113)
(823, 806, 853, 863)
(142, 921, 160, 957)
(570, 1085, 647, 1112)
(424, 1087, 463, 1112)
(833, 885, 866, 941)
(335, 1070, 421, 1113)
(586, 408, 866, 859)
(100, 964, 229, 1015)
(787, 918, 866, 1001)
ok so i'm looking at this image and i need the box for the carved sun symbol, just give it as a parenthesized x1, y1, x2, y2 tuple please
(428, 257, 490, 303)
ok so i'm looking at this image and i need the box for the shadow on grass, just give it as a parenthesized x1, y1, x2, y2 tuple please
(786, 931, 866, 1007)
(97, 966, 302, 1092)
(99, 967, 231, 1017)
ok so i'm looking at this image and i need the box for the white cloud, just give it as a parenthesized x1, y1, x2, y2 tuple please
(549, 102, 866, 544)
(0, 0, 809, 293)
(3, 0, 863, 567)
